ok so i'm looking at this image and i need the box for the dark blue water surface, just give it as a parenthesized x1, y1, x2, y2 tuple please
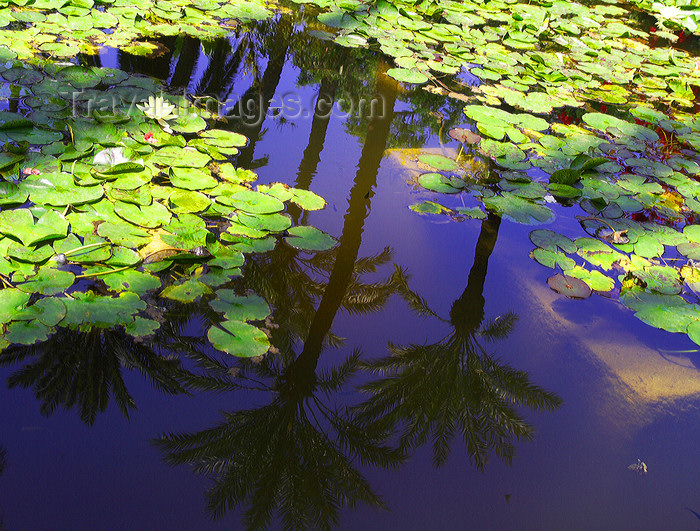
(2, 21, 700, 531)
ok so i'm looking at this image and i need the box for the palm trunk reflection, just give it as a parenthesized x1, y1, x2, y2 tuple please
(154, 65, 402, 529)
(354, 212, 563, 469)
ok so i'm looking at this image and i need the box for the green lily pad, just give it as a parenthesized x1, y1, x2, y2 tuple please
(207, 319, 270, 358)
(168, 190, 211, 213)
(160, 279, 212, 302)
(18, 265, 75, 295)
(114, 200, 171, 228)
(418, 173, 465, 194)
(0, 208, 68, 247)
(21, 172, 103, 206)
(0, 182, 29, 205)
(530, 229, 577, 253)
(150, 146, 211, 168)
(56, 65, 102, 89)
(170, 167, 218, 190)
(409, 201, 451, 214)
(200, 129, 247, 148)
(13, 297, 66, 327)
(482, 194, 553, 224)
(62, 291, 145, 328)
(284, 225, 337, 251)
(101, 269, 161, 293)
(688, 320, 700, 347)
(222, 190, 285, 214)
(0, 288, 31, 324)
(238, 212, 292, 233)
(5, 320, 52, 345)
(530, 248, 575, 270)
(209, 291, 270, 321)
(635, 302, 700, 333)
(386, 68, 429, 84)
(125, 316, 161, 338)
(418, 154, 460, 172)
(288, 188, 326, 211)
(565, 266, 614, 292)
(97, 222, 151, 247)
(678, 242, 700, 260)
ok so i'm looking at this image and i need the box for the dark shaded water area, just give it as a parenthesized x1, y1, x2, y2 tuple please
(3, 16, 700, 531)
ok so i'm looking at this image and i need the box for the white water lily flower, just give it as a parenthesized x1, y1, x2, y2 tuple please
(137, 95, 178, 133)
(137, 95, 178, 121)
(653, 2, 683, 20)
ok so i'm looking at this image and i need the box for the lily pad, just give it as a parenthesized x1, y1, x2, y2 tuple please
(284, 225, 337, 251)
(547, 273, 592, 299)
(207, 319, 270, 358)
(418, 173, 465, 194)
(209, 291, 270, 321)
(386, 68, 429, 84)
(418, 154, 460, 172)
(222, 190, 285, 214)
(530, 229, 577, 253)
(21, 173, 103, 206)
(160, 279, 212, 302)
(0, 208, 68, 247)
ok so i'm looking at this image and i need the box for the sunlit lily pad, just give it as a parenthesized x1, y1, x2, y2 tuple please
(418, 154, 460, 172)
(530, 248, 575, 270)
(200, 129, 247, 148)
(223, 190, 285, 214)
(0, 208, 68, 247)
(21, 173, 103, 206)
(114, 200, 171, 228)
(102, 269, 161, 293)
(565, 266, 614, 292)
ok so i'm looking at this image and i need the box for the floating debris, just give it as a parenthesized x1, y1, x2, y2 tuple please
(628, 459, 648, 475)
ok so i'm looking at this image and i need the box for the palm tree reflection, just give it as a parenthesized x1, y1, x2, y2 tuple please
(154, 66, 403, 529)
(0, 325, 190, 425)
(354, 213, 563, 469)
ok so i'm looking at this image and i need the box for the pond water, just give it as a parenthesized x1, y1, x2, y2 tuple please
(1, 3, 700, 530)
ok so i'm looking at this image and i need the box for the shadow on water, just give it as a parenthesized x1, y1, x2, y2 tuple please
(153, 61, 403, 530)
(355, 212, 562, 469)
(0, 15, 563, 530)
(151, 63, 562, 527)
(0, 319, 198, 424)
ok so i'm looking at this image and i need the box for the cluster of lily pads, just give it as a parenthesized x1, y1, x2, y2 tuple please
(0, 0, 273, 59)
(527, 222, 700, 348)
(0, 62, 337, 356)
(309, 0, 699, 110)
(406, 95, 700, 346)
(300, 0, 700, 350)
